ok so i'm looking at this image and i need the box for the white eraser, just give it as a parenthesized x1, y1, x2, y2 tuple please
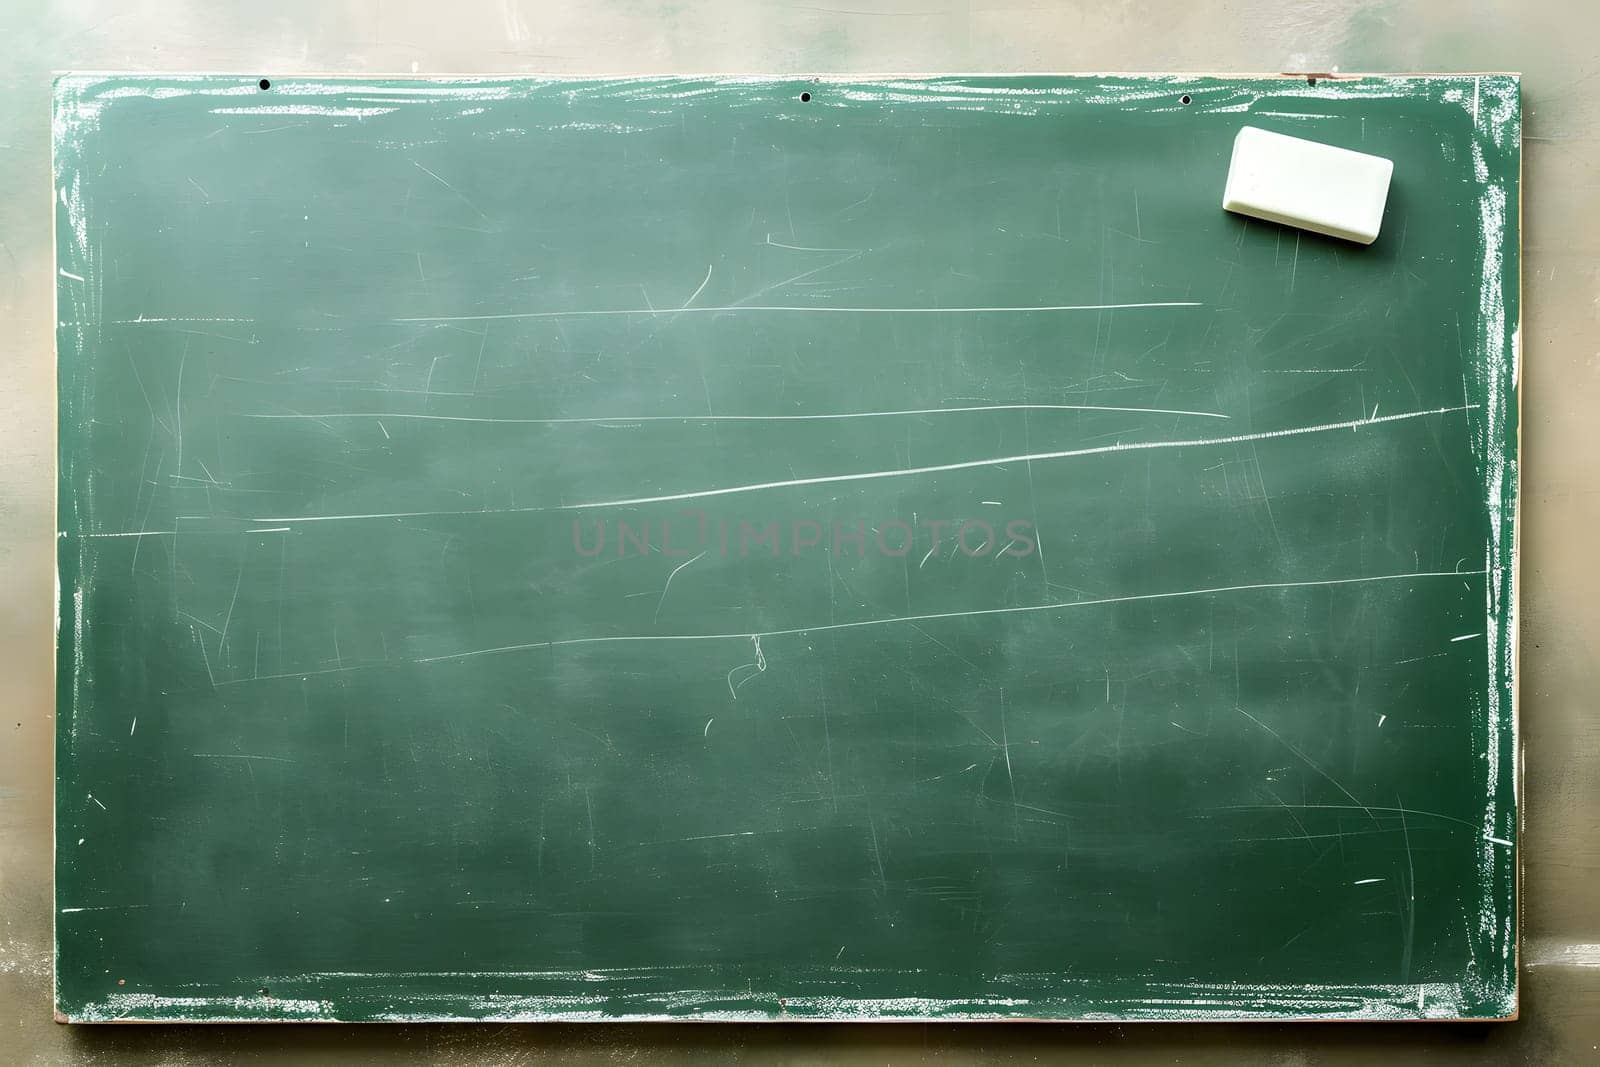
(1222, 126, 1394, 245)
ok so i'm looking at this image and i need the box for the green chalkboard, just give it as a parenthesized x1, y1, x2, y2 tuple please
(54, 74, 1520, 1022)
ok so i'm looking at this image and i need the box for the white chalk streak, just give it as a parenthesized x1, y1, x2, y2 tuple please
(256, 404, 1473, 526)
(681, 265, 713, 310)
(211, 105, 398, 117)
(418, 569, 1484, 664)
(654, 550, 707, 623)
(392, 301, 1203, 323)
(106, 316, 255, 325)
(192, 753, 298, 763)
(239, 401, 1230, 425)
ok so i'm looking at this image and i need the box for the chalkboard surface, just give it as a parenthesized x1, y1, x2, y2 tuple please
(54, 74, 1520, 1022)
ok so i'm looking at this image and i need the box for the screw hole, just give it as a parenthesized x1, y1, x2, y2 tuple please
(799, 91, 811, 102)
(259, 987, 271, 997)
(1306, 76, 1318, 86)
(258, 79, 271, 91)
(1180, 94, 1192, 105)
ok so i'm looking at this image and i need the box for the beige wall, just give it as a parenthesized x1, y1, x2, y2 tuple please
(2, 1, 1594, 1059)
